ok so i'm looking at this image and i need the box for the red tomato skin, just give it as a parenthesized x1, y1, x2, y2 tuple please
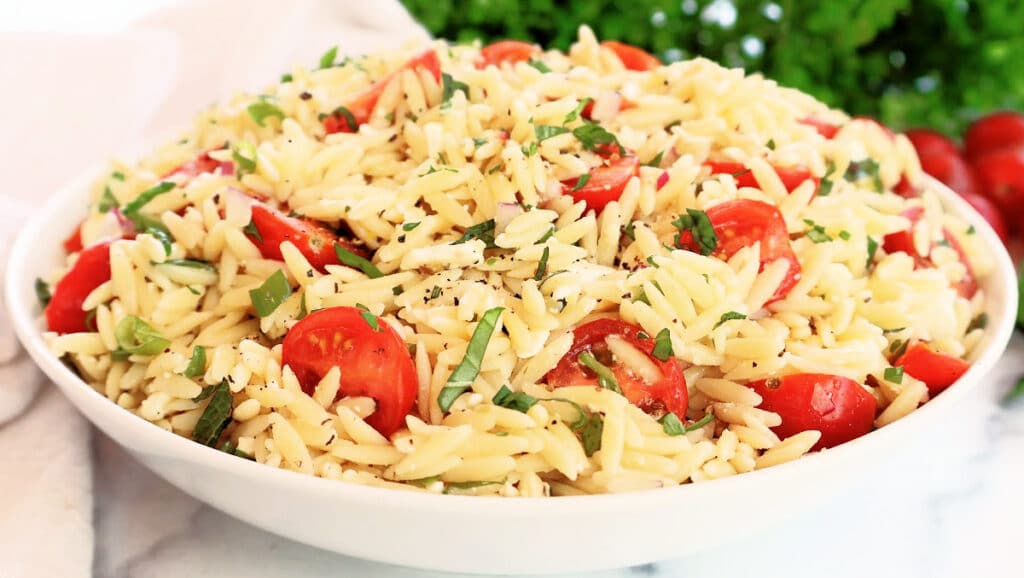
(942, 227, 978, 298)
(562, 155, 640, 213)
(705, 161, 818, 194)
(895, 342, 970, 396)
(916, 148, 979, 196)
(601, 41, 661, 71)
(882, 207, 928, 266)
(679, 199, 801, 303)
(904, 129, 959, 159)
(324, 49, 440, 135)
(971, 147, 1024, 234)
(478, 40, 539, 68)
(748, 373, 876, 450)
(46, 241, 113, 334)
(282, 307, 417, 437)
(246, 203, 364, 272)
(964, 111, 1024, 160)
(162, 150, 233, 180)
(63, 224, 84, 254)
(894, 176, 918, 198)
(800, 117, 841, 139)
(960, 192, 1008, 242)
(545, 318, 687, 418)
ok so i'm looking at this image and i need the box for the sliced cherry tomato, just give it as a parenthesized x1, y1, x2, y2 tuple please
(882, 207, 977, 297)
(705, 161, 818, 194)
(964, 111, 1024, 160)
(545, 318, 687, 418)
(46, 241, 113, 334)
(581, 95, 635, 121)
(162, 150, 234, 180)
(282, 306, 417, 437)
(324, 49, 441, 135)
(562, 155, 640, 213)
(799, 117, 841, 139)
(747, 373, 876, 450)
(971, 147, 1024, 234)
(894, 341, 970, 396)
(678, 199, 801, 303)
(960, 192, 1008, 242)
(893, 176, 918, 199)
(601, 41, 661, 71)
(478, 40, 539, 68)
(63, 224, 84, 254)
(245, 202, 365, 272)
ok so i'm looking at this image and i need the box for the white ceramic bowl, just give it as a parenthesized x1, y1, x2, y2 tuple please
(6, 172, 1018, 575)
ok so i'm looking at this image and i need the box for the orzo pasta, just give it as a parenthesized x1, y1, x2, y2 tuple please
(39, 27, 992, 496)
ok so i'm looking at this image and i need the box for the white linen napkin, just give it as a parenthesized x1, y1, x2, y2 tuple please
(0, 2, 428, 575)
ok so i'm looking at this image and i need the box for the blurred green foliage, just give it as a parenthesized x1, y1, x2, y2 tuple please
(400, 0, 1024, 135)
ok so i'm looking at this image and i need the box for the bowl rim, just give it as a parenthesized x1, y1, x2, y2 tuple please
(5, 167, 1018, 514)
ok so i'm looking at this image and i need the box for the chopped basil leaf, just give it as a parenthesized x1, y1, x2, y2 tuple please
(192, 379, 232, 446)
(866, 236, 880, 268)
(568, 173, 591, 192)
(248, 270, 292, 317)
(334, 245, 383, 278)
(766, 138, 776, 150)
(845, 158, 884, 193)
(492, 385, 538, 412)
(355, 303, 380, 331)
(161, 259, 217, 272)
(111, 171, 125, 181)
(408, 475, 441, 488)
(685, 412, 714, 432)
(441, 73, 469, 108)
(536, 227, 555, 244)
(1003, 377, 1024, 405)
(577, 351, 622, 394)
(452, 219, 497, 248)
(818, 160, 837, 196)
(645, 151, 665, 167)
(114, 315, 170, 357)
(247, 99, 285, 127)
(623, 221, 636, 241)
(280, 73, 293, 83)
(488, 163, 503, 175)
(318, 46, 338, 69)
(521, 142, 538, 157)
(34, 278, 51, 307)
(579, 413, 604, 457)
(184, 346, 206, 378)
(564, 98, 592, 124)
(645, 255, 659, 268)
(659, 412, 686, 436)
(527, 59, 552, 73)
(572, 121, 621, 153)
(192, 383, 216, 402)
(145, 226, 174, 256)
(99, 186, 119, 213)
(967, 224, 976, 235)
(672, 209, 718, 255)
(121, 182, 175, 221)
(884, 366, 904, 384)
(231, 141, 258, 177)
(243, 219, 263, 242)
(803, 219, 832, 243)
(715, 311, 747, 328)
(402, 222, 420, 232)
(534, 246, 550, 281)
(535, 124, 570, 142)
(438, 307, 504, 412)
(889, 338, 909, 358)
(967, 313, 988, 333)
(430, 285, 442, 300)
(839, 230, 852, 240)
(220, 440, 254, 460)
(297, 292, 309, 319)
(651, 328, 673, 361)
(329, 106, 358, 133)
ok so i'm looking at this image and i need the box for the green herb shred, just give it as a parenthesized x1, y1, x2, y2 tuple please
(803, 219, 833, 243)
(248, 270, 292, 317)
(534, 246, 550, 281)
(535, 124, 570, 142)
(452, 219, 497, 248)
(866, 236, 880, 268)
(572, 121, 621, 153)
(192, 379, 232, 446)
(243, 219, 263, 242)
(577, 351, 622, 394)
(437, 307, 504, 412)
(184, 346, 207, 378)
(231, 141, 258, 176)
(402, 221, 421, 232)
(334, 245, 383, 278)
(247, 99, 285, 127)
(579, 413, 604, 457)
(34, 278, 51, 307)
(355, 303, 380, 331)
(441, 73, 469, 108)
(715, 311, 747, 328)
(884, 366, 904, 384)
(318, 45, 338, 69)
(685, 412, 714, 432)
(645, 151, 665, 168)
(160, 259, 217, 272)
(492, 385, 538, 412)
(114, 315, 170, 357)
(568, 173, 591, 193)
(672, 209, 717, 255)
(528, 59, 552, 73)
(651, 328, 673, 361)
(99, 186, 119, 213)
(659, 412, 686, 436)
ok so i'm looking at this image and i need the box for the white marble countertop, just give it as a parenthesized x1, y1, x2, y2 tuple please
(90, 337, 1024, 578)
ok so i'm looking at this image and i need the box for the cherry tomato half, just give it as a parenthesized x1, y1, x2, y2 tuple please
(799, 117, 841, 139)
(894, 341, 970, 396)
(245, 202, 366, 272)
(46, 241, 113, 334)
(282, 306, 417, 437)
(601, 41, 661, 71)
(63, 224, 84, 254)
(705, 161, 818, 194)
(882, 207, 977, 297)
(964, 111, 1024, 160)
(678, 199, 801, 303)
(324, 49, 441, 134)
(545, 318, 687, 418)
(478, 40, 539, 68)
(971, 147, 1024, 234)
(562, 155, 640, 213)
(162, 150, 234, 180)
(748, 373, 876, 450)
